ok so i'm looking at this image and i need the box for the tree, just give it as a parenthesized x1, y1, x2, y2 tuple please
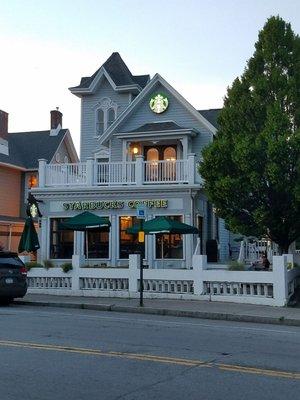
(199, 16, 300, 254)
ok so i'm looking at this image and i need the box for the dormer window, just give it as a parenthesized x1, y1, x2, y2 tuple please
(95, 98, 118, 136)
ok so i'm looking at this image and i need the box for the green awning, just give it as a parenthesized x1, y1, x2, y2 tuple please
(60, 211, 111, 231)
(18, 217, 40, 253)
(126, 216, 199, 235)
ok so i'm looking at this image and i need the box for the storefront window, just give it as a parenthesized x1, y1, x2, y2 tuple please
(50, 219, 74, 259)
(155, 216, 183, 259)
(119, 216, 145, 259)
(85, 230, 109, 259)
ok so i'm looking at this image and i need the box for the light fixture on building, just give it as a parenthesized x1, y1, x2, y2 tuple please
(132, 146, 139, 155)
(28, 175, 38, 188)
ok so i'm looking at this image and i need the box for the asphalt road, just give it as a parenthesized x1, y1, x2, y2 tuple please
(0, 304, 299, 400)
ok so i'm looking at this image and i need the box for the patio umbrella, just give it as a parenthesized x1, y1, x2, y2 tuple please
(127, 216, 199, 264)
(60, 211, 111, 260)
(18, 217, 40, 253)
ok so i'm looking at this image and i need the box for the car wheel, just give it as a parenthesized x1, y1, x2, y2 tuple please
(0, 298, 13, 306)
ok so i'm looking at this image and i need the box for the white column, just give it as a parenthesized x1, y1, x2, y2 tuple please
(110, 215, 117, 267)
(129, 254, 139, 293)
(184, 214, 193, 269)
(272, 255, 288, 306)
(86, 157, 94, 186)
(192, 254, 206, 295)
(187, 153, 196, 185)
(38, 159, 47, 188)
(38, 217, 48, 262)
(180, 137, 188, 160)
(135, 155, 144, 186)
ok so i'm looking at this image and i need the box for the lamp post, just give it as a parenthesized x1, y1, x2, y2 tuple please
(136, 205, 146, 307)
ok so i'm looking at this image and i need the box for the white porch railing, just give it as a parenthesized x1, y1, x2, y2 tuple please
(144, 160, 187, 184)
(38, 155, 198, 188)
(45, 163, 87, 186)
(94, 162, 136, 185)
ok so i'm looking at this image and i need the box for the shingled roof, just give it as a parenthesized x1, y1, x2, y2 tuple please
(0, 129, 68, 169)
(198, 108, 221, 129)
(71, 52, 150, 90)
(125, 121, 187, 133)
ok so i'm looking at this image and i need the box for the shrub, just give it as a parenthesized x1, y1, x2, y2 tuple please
(228, 261, 245, 271)
(25, 261, 43, 271)
(61, 263, 73, 273)
(43, 259, 55, 269)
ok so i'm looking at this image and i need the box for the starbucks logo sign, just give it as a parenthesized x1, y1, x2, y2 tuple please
(149, 93, 169, 114)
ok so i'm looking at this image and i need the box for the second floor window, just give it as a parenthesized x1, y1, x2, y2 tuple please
(95, 98, 117, 136)
(97, 109, 105, 135)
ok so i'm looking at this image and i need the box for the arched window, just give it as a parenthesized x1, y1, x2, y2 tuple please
(107, 108, 116, 128)
(163, 147, 176, 161)
(94, 98, 118, 136)
(97, 109, 105, 135)
(146, 148, 159, 162)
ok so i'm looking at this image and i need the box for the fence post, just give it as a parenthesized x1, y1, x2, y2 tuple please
(129, 254, 139, 293)
(38, 159, 47, 187)
(272, 255, 287, 306)
(135, 155, 144, 186)
(71, 254, 85, 291)
(86, 157, 94, 186)
(187, 154, 196, 185)
(192, 254, 206, 295)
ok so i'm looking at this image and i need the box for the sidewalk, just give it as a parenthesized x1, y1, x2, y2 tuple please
(14, 294, 300, 327)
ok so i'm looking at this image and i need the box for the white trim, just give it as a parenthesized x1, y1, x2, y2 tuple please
(98, 73, 217, 145)
(94, 97, 118, 137)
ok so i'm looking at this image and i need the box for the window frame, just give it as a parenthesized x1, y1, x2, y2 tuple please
(94, 98, 118, 137)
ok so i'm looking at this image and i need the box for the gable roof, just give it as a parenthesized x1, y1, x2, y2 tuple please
(0, 129, 69, 170)
(198, 108, 221, 129)
(70, 52, 150, 93)
(125, 121, 187, 133)
(98, 73, 217, 145)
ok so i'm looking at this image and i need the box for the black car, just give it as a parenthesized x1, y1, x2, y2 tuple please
(0, 252, 27, 304)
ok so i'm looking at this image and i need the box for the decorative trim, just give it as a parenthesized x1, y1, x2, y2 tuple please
(94, 97, 118, 137)
(98, 73, 217, 146)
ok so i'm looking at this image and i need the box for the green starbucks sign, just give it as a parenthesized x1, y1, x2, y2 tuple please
(149, 93, 169, 114)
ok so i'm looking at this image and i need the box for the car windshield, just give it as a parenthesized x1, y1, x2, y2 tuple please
(0, 257, 24, 268)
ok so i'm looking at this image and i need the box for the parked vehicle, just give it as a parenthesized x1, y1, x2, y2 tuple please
(0, 252, 27, 304)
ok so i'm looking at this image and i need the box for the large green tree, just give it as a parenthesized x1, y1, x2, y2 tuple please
(199, 16, 300, 254)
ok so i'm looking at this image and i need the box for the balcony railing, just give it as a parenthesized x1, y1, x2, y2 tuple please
(38, 155, 200, 188)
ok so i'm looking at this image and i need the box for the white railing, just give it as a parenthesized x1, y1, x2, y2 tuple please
(144, 160, 187, 184)
(38, 156, 195, 188)
(26, 254, 300, 306)
(94, 162, 136, 185)
(45, 163, 87, 186)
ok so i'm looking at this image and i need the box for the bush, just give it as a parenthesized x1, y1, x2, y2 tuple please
(25, 261, 43, 271)
(228, 261, 245, 271)
(61, 263, 73, 273)
(43, 259, 54, 269)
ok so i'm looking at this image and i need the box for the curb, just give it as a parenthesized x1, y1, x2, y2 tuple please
(14, 299, 300, 327)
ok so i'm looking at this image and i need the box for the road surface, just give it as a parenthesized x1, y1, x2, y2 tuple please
(0, 304, 299, 400)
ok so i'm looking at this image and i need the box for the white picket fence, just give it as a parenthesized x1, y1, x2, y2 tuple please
(26, 253, 300, 306)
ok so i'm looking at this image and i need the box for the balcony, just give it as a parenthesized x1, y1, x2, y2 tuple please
(37, 154, 201, 188)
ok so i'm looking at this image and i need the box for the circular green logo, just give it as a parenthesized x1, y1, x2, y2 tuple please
(149, 93, 169, 114)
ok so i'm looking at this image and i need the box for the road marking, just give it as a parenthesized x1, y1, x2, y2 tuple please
(3, 307, 300, 336)
(0, 339, 299, 380)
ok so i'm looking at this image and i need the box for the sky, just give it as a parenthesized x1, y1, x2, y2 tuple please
(0, 0, 299, 152)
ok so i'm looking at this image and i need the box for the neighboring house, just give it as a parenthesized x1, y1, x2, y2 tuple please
(0, 109, 78, 253)
(32, 52, 229, 267)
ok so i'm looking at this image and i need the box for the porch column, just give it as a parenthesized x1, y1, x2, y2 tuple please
(38, 217, 48, 263)
(110, 215, 117, 267)
(86, 157, 94, 186)
(135, 155, 144, 186)
(180, 137, 188, 160)
(184, 214, 193, 269)
(187, 153, 196, 184)
(38, 159, 47, 188)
